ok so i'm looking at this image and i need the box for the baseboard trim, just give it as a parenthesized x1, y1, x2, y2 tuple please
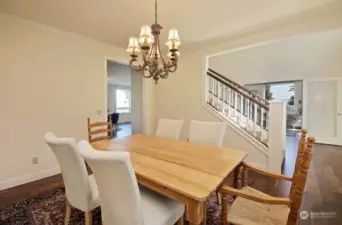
(118, 121, 131, 125)
(0, 167, 61, 191)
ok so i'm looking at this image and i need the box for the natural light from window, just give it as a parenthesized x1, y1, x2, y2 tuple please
(116, 89, 131, 113)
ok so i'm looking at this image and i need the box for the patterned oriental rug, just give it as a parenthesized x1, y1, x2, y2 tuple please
(0, 188, 222, 225)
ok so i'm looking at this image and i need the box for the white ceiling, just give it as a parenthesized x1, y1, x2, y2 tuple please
(0, 0, 337, 48)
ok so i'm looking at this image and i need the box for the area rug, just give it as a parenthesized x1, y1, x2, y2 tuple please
(0, 188, 222, 225)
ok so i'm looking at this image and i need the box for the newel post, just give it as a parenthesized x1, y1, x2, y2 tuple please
(267, 100, 287, 173)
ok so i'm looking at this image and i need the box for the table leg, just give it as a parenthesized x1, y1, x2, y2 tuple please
(234, 165, 242, 189)
(186, 199, 205, 225)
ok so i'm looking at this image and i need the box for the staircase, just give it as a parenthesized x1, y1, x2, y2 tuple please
(204, 69, 287, 173)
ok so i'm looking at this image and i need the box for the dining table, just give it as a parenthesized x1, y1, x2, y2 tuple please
(91, 134, 247, 225)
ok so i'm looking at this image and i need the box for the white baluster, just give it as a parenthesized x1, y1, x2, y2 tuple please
(227, 88, 231, 117)
(253, 103, 257, 137)
(213, 79, 217, 108)
(246, 99, 250, 132)
(215, 80, 219, 109)
(221, 84, 226, 114)
(240, 95, 243, 126)
(211, 78, 214, 107)
(218, 83, 222, 111)
(221, 85, 224, 112)
(260, 107, 264, 142)
(208, 76, 212, 104)
(234, 91, 238, 122)
(223, 86, 227, 114)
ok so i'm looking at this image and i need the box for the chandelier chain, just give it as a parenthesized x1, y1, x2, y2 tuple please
(155, 0, 158, 24)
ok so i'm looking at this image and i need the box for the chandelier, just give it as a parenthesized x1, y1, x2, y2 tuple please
(126, 0, 180, 84)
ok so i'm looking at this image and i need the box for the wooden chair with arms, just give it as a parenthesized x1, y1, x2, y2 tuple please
(219, 129, 315, 225)
(87, 117, 113, 143)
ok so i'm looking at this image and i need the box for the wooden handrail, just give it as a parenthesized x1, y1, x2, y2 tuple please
(207, 71, 269, 110)
(208, 68, 269, 106)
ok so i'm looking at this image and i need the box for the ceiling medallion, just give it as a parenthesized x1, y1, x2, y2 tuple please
(126, 0, 180, 84)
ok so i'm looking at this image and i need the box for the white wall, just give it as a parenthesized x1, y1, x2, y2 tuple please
(0, 13, 130, 189)
(209, 28, 342, 85)
(131, 70, 143, 134)
(155, 7, 342, 168)
(245, 84, 266, 98)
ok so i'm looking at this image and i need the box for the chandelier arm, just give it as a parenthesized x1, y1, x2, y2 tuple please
(163, 58, 177, 68)
(129, 58, 145, 71)
(168, 63, 177, 73)
(163, 52, 179, 68)
(142, 72, 154, 78)
(159, 66, 171, 78)
(164, 60, 176, 68)
(140, 64, 154, 79)
(142, 50, 154, 67)
(159, 69, 169, 79)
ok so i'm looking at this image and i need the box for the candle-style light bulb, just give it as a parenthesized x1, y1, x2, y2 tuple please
(126, 37, 141, 57)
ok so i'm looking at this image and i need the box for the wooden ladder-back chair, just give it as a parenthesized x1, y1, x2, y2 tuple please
(87, 117, 113, 143)
(219, 129, 315, 225)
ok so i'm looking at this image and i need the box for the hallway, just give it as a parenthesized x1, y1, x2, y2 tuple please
(115, 123, 132, 138)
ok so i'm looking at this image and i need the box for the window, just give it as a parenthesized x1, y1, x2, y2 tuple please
(116, 89, 131, 113)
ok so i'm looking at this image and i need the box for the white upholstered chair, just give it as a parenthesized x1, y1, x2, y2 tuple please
(156, 118, 184, 140)
(188, 120, 226, 147)
(44, 132, 100, 225)
(77, 140, 185, 225)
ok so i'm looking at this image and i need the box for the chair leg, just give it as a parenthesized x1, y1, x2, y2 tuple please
(85, 211, 92, 225)
(203, 207, 207, 225)
(221, 193, 229, 225)
(64, 200, 71, 225)
(177, 215, 184, 225)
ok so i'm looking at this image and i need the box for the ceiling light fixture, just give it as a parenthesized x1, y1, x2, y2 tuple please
(126, 0, 180, 84)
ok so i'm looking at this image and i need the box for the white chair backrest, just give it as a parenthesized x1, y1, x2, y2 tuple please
(156, 118, 184, 140)
(44, 132, 91, 211)
(188, 120, 226, 147)
(78, 140, 143, 225)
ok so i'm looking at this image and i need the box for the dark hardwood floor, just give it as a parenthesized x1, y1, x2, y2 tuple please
(0, 174, 64, 209)
(1, 136, 341, 224)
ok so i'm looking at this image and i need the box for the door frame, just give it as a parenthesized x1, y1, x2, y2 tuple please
(303, 77, 342, 145)
(104, 58, 154, 135)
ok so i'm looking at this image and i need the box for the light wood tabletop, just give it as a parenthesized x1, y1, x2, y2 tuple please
(91, 134, 247, 225)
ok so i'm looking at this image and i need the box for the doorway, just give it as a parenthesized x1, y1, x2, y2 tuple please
(304, 78, 342, 145)
(106, 60, 143, 137)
